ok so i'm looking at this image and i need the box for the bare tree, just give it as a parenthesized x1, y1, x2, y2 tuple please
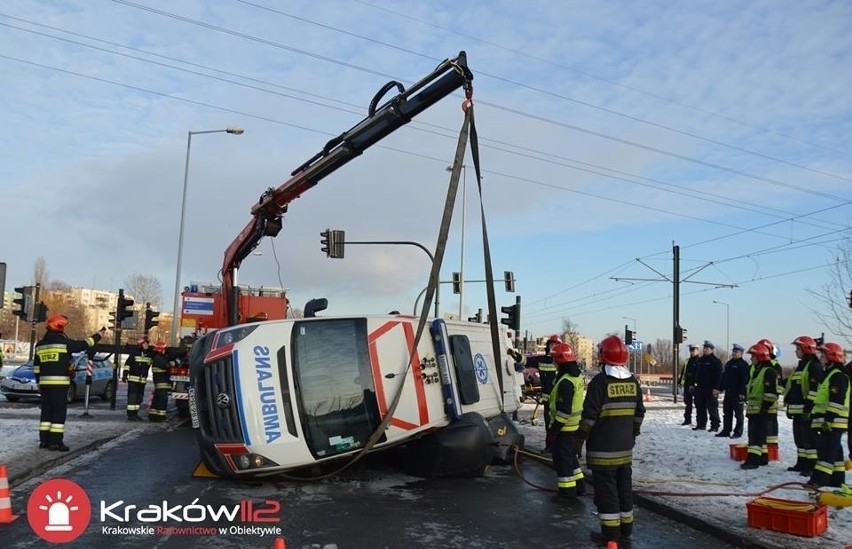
(652, 338, 673, 373)
(33, 257, 48, 288)
(560, 317, 581, 352)
(125, 274, 163, 309)
(807, 227, 852, 346)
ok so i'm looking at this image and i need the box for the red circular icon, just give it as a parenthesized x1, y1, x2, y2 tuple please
(27, 478, 91, 543)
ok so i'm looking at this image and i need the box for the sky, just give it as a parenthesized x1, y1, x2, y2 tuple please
(1, 0, 851, 363)
(3, 398, 851, 547)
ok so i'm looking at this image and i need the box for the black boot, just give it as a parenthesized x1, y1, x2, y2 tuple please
(715, 431, 731, 437)
(681, 419, 691, 426)
(48, 443, 70, 452)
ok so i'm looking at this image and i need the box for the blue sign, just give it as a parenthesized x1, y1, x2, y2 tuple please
(183, 297, 214, 316)
(474, 353, 489, 384)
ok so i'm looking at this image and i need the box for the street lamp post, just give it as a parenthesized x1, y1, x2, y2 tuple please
(446, 164, 466, 318)
(712, 300, 730, 353)
(623, 316, 637, 374)
(171, 127, 244, 346)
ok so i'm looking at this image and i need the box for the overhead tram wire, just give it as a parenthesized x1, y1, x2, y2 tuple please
(354, 0, 852, 160)
(3, 16, 844, 238)
(234, 0, 852, 184)
(108, 1, 852, 199)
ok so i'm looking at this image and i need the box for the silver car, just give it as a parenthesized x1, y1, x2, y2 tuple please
(0, 354, 116, 403)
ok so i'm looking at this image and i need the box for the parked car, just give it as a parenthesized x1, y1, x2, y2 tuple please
(0, 354, 116, 403)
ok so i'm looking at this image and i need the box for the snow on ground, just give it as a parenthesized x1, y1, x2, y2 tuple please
(514, 399, 852, 549)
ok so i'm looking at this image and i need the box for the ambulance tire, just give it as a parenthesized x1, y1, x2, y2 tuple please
(399, 412, 493, 478)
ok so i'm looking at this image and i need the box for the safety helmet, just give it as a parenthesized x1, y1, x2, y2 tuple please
(550, 343, 576, 364)
(818, 342, 845, 363)
(757, 338, 777, 357)
(46, 314, 69, 333)
(791, 336, 817, 355)
(747, 343, 771, 362)
(598, 335, 629, 366)
(153, 341, 167, 353)
(549, 334, 562, 343)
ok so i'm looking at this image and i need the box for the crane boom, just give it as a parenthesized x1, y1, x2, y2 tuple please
(221, 51, 472, 325)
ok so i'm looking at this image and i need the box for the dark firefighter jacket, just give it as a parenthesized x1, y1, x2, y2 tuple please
(34, 330, 102, 386)
(784, 354, 823, 417)
(123, 349, 153, 383)
(579, 366, 645, 469)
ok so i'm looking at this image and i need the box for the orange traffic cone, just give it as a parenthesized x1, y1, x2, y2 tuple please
(272, 537, 286, 549)
(0, 464, 20, 523)
(644, 388, 652, 402)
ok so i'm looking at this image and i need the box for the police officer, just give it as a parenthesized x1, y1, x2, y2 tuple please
(741, 342, 777, 469)
(577, 335, 645, 546)
(148, 341, 171, 422)
(716, 344, 749, 439)
(539, 334, 561, 450)
(785, 336, 823, 475)
(807, 342, 850, 488)
(34, 316, 105, 451)
(123, 337, 153, 421)
(547, 342, 585, 500)
(693, 340, 722, 432)
(678, 344, 700, 425)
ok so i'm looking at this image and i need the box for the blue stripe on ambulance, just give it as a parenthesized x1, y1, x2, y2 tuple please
(430, 318, 461, 420)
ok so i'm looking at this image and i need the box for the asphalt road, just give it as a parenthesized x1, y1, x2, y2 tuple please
(4, 422, 737, 549)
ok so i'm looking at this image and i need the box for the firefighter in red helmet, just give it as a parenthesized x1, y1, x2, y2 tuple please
(34, 315, 106, 451)
(539, 334, 562, 451)
(807, 342, 850, 488)
(148, 341, 171, 422)
(741, 342, 777, 469)
(122, 337, 153, 421)
(785, 336, 823, 475)
(547, 342, 585, 500)
(578, 334, 645, 546)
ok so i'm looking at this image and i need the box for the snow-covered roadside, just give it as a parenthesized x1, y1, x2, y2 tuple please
(514, 400, 852, 549)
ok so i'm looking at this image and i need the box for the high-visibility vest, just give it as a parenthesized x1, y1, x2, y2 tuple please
(549, 373, 584, 432)
(746, 365, 777, 415)
(812, 367, 850, 430)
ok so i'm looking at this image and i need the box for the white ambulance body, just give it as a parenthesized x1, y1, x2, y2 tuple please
(189, 315, 524, 477)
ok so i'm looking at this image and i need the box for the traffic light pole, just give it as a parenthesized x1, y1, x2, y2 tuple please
(27, 284, 41, 362)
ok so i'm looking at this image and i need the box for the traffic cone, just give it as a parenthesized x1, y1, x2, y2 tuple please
(644, 388, 652, 402)
(0, 464, 20, 523)
(272, 537, 286, 549)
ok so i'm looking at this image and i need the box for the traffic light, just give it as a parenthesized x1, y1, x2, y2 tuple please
(320, 229, 332, 256)
(501, 296, 521, 332)
(320, 229, 345, 258)
(34, 302, 48, 323)
(12, 286, 32, 320)
(674, 325, 688, 345)
(848, 289, 852, 309)
(108, 310, 118, 331)
(625, 325, 634, 345)
(452, 272, 461, 294)
(144, 303, 160, 332)
(118, 289, 134, 321)
(504, 271, 515, 293)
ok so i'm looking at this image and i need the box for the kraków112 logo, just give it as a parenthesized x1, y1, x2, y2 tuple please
(27, 478, 92, 543)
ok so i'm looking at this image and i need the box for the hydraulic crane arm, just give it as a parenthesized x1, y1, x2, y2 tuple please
(222, 51, 472, 325)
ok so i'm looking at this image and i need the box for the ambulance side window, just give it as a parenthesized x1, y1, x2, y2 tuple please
(449, 335, 481, 405)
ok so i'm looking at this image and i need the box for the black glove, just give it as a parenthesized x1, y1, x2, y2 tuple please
(633, 425, 641, 437)
(121, 373, 128, 383)
(573, 432, 586, 455)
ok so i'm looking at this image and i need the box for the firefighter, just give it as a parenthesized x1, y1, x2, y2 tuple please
(678, 344, 700, 425)
(148, 341, 171, 422)
(785, 336, 823, 475)
(757, 338, 783, 450)
(547, 342, 585, 500)
(807, 342, 850, 488)
(741, 342, 777, 469)
(122, 337, 153, 421)
(577, 335, 645, 546)
(34, 316, 105, 451)
(539, 334, 561, 451)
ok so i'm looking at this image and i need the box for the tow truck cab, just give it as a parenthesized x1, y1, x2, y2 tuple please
(190, 315, 524, 478)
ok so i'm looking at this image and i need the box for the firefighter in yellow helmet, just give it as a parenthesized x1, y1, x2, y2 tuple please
(547, 342, 585, 500)
(34, 315, 106, 451)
